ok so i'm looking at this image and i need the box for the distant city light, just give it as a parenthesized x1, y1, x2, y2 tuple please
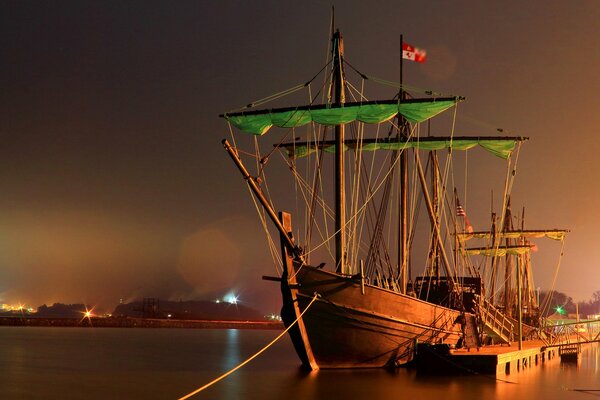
(224, 293, 238, 305)
(1, 303, 33, 313)
(214, 293, 240, 305)
(555, 306, 565, 315)
(82, 306, 95, 320)
(267, 314, 282, 321)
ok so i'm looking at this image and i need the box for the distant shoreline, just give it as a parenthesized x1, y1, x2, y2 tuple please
(0, 316, 284, 330)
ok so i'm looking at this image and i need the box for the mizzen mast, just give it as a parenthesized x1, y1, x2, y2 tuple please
(398, 33, 409, 293)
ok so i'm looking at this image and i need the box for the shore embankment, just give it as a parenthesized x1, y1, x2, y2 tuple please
(0, 316, 284, 329)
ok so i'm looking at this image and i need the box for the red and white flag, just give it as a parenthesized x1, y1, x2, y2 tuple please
(456, 199, 474, 233)
(402, 42, 427, 63)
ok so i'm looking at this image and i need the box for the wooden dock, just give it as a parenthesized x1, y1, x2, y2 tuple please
(557, 343, 582, 362)
(414, 340, 564, 376)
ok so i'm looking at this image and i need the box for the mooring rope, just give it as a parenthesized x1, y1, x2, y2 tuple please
(177, 293, 320, 400)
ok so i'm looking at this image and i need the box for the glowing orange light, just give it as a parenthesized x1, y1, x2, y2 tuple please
(81, 306, 95, 320)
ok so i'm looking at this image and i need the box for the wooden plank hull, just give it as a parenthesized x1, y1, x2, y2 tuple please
(281, 264, 464, 369)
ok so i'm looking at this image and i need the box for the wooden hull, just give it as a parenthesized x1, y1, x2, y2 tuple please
(281, 264, 464, 369)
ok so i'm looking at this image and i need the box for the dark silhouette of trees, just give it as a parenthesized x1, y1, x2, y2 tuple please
(576, 290, 600, 317)
(539, 290, 574, 316)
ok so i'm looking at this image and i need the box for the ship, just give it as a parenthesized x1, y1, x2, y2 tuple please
(219, 26, 567, 369)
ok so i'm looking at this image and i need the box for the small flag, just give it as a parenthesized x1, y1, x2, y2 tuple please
(465, 220, 474, 234)
(402, 42, 427, 63)
(456, 198, 473, 233)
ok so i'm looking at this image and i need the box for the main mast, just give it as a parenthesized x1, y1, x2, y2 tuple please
(332, 30, 347, 274)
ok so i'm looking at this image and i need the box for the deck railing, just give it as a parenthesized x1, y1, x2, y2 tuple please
(474, 295, 514, 344)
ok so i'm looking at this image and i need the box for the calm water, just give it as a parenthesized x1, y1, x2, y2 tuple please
(1, 326, 599, 400)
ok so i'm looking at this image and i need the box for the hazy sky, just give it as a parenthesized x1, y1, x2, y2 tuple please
(1, 1, 598, 312)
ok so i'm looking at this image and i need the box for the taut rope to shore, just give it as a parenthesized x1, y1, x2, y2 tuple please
(177, 293, 320, 400)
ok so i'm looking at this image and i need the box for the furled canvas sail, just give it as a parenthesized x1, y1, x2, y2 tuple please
(457, 230, 568, 242)
(223, 98, 460, 135)
(462, 245, 534, 256)
(282, 136, 527, 160)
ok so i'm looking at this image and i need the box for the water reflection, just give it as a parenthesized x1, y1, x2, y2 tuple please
(495, 343, 600, 400)
(269, 365, 500, 399)
(220, 329, 241, 399)
(268, 343, 600, 400)
(560, 357, 581, 370)
(1, 328, 599, 400)
(582, 342, 600, 373)
(223, 329, 240, 369)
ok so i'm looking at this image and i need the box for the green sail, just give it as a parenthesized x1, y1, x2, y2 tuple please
(224, 99, 458, 136)
(457, 230, 568, 242)
(461, 246, 533, 256)
(285, 138, 524, 160)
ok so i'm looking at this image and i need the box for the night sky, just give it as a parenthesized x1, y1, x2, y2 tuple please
(1, 1, 598, 313)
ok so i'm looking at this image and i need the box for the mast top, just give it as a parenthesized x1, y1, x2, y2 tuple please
(331, 29, 345, 105)
(332, 29, 344, 57)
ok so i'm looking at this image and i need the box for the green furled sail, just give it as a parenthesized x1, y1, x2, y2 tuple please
(222, 98, 460, 136)
(461, 245, 534, 257)
(282, 136, 527, 160)
(457, 230, 568, 243)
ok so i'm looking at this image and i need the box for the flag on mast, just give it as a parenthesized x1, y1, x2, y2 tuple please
(455, 197, 474, 233)
(402, 42, 427, 63)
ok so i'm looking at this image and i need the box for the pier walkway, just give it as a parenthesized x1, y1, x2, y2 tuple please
(450, 339, 559, 376)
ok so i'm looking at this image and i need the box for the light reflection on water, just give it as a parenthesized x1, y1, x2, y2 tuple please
(0, 326, 598, 399)
(224, 328, 240, 370)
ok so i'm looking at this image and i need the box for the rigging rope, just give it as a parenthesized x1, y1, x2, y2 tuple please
(255, 136, 284, 270)
(363, 74, 451, 97)
(487, 143, 522, 302)
(302, 121, 419, 259)
(303, 83, 317, 260)
(224, 59, 333, 115)
(225, 83, 306, 114)
(280, 151, 335, 251)
(224, 127, 282, 272)
(177, 293, 320, 400)
(362, 124, 397, 276)
(247, 183, 282, 271)
(539, 238, 567, 317)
